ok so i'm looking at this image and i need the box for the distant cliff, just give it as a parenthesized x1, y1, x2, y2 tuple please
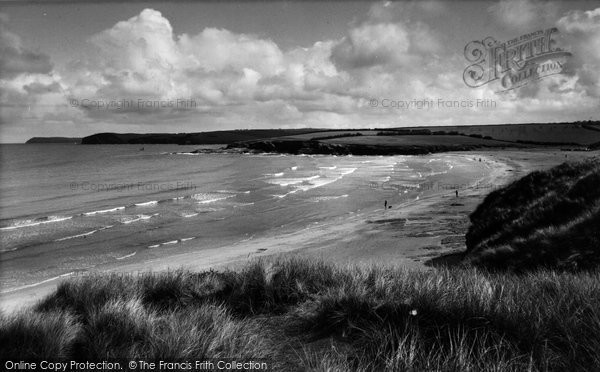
(80, 130, 324, 145)
(26, 137, 81, 144)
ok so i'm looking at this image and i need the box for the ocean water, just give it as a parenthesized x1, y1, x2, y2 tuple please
(0, 144, 485, 290)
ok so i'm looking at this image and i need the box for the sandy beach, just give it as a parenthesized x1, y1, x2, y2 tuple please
(1, 149, 596, 313)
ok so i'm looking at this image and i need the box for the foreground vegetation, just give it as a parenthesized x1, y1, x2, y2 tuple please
(466, 159, 600, 271)
(2, 257, 600, 371)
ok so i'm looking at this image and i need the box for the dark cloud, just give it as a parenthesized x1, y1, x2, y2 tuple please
(23, 81, 61, 94)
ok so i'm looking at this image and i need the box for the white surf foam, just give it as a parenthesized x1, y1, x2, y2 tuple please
(196, 207, 220, 213)
(0, 216, 73, 231)
(338, 167, 357, 175)
(216, 189, 250, 194)
(116, 252, 136, 260)
(55, 229, 96, 241)
(272, 167, 356, 199)
(135, 200, 158, 207)
(1, 272, 75, 294)
(181, 212, 199, 218)
(55, 224, 114, 242)
(197, 197, 229, 204)
(233, 202, 255, 208)
(84, 206, 126, 216)
(266, 175, 320, 187)
(121, 213, 158, 224)
(312, 194, 349, 202)
(192, 193, 234, 204)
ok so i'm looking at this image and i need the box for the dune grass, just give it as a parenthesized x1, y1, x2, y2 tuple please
(465, 159, 600, 271)
(2, 257, 600, 371)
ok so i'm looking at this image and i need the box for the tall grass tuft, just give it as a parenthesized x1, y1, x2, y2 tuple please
(0, 310, 80, 359)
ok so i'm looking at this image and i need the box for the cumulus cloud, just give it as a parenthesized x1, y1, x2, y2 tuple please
(332, 23, 411, 69)
(557, 8, 600, 97)
(558, 7, 600, 33)
(179, 28, 284, 76)
(49, 7, 359, 127)
(0, 14, 53, 78)
(331, 1, 442, 71)
(0, 13, 71, 131)
(488, 0, 559, 30)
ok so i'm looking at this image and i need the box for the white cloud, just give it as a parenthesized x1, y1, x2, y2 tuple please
(332, 23, 411, 69)
(179, 28, 284, 76)
(488, 0, 559, 30)
(557, 7, 600, 33)
(0, 15, 75, 131)
(557, 7, 600, 97)
(0, 15, 53, 78)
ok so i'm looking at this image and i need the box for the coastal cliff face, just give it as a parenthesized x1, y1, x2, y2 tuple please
(81, 133, 134, 144)
(228, 139, 509, 156)
(26, 137, 81, 144)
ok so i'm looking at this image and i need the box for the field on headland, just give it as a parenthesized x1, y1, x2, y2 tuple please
(412, 122, 600, 145)
(229, 123, 600, 155)
(280, 122, 600, 146)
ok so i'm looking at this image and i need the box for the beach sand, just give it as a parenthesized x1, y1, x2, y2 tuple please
(1, 149, 596, 313)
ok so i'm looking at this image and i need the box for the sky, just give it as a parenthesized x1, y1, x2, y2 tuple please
(0, 0, 599, 143)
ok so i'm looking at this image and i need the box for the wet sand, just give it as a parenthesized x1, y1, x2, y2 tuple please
(2, 149, 596, 313)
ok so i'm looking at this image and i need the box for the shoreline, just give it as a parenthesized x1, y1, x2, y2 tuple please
(1, 149, 596, 314)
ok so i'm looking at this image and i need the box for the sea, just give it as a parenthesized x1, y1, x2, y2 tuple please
(0, 144, 486, 291)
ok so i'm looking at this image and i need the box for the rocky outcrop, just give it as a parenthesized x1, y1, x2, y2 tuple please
(228, 139, 508, 156)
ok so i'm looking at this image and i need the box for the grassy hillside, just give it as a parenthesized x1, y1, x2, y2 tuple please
(80, 129, 327, 145)
(76, 121, 600, 146)
(2, 258, 600, 371)
(465, 159, 600, 271)
(409, 122, 600, 145)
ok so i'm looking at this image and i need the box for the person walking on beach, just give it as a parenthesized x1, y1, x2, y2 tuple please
(455, 190, 458, 197)
(384, 200, 388, 210)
